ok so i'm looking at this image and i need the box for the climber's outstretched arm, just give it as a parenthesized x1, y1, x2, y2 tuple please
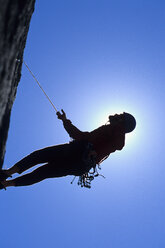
(57, 109, 89, 140)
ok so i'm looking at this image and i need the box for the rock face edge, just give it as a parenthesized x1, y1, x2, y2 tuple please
(0, 0, 36, 168)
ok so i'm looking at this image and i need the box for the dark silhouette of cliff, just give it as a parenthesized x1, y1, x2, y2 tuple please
(0, 0, 36, 169)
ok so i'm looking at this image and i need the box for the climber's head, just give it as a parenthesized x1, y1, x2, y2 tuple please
(109, 112, 136, 133)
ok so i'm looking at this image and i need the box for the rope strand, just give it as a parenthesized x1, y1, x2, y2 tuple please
(23, 60, 58, 113)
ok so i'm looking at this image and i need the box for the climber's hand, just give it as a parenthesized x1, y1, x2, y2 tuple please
(56, 109, 67, 121)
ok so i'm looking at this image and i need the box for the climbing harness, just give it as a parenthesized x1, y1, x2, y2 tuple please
(71, 142, 105, 188)
(71, 165, 105, 189)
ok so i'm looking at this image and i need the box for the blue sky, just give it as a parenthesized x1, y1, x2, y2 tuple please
(1, 1, 165, 247)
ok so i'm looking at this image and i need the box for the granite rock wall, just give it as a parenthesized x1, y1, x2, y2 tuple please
(0, 0, 36, 168)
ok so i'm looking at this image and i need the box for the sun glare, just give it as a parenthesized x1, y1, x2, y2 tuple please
(91, 104, 141, 155)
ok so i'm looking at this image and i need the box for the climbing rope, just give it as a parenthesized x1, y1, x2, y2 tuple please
(23, 60, 58, 113)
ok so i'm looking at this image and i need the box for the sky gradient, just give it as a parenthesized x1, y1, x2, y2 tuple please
(1, 1, 165, 247)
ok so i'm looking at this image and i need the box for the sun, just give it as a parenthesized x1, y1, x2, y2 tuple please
(91, 104, 140, 151)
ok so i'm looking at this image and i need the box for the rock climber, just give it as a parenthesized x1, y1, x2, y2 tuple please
(0, 110, 136, 189)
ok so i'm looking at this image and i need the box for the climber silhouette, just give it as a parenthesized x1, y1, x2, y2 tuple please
(0, 110, 136, 189)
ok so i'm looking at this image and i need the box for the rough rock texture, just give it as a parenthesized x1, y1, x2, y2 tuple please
(0, 0, 36, 169)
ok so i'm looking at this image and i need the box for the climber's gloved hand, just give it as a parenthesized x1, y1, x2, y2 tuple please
(56, 109, 67, 121)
